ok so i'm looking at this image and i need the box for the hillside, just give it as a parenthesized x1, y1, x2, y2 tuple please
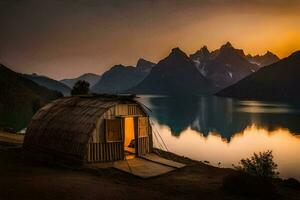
(23, 73, 71, 96)
(60, 73, 101, 88)
(91, 65, 147, 93)
(0, 64, 62, 131)
(130, 48, 215, 95)
(217, 51, 300, 101)
(92, 59, 154, 94)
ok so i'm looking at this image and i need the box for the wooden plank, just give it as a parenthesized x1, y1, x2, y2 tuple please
(104, 143, 107, 161)
(96, 143, 99, 161)
(100, 143, 103, 161)
(113, 158, 176, 179)
(87, 143, 91, 162)
(112, 143, 115, 160)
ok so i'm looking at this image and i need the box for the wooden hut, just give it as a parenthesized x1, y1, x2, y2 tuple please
(23, 95, 152, 165)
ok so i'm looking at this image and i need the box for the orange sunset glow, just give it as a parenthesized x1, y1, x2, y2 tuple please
(1, 0, 300, 79)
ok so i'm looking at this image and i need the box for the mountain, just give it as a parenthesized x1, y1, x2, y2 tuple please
(60, 73, 101, 88)
(23, 73, 71, 96)
(91, 58, 154, 93)
(130, 48, 215, 95)
(136, 58, 155, 72)
(246, 51, 280, 67)
(217, 51, 300, 101)
(190, 45, 212, 77)
(190, 42, 260, 88)
(190, 45, 211, 62)
(0, 64, 62, 131)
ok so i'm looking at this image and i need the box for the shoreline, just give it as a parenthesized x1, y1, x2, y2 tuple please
(0, 131, 300, 199)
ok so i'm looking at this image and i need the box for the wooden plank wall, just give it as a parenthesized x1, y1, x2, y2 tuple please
(137, 137, 150, 156)
(87, 104, 150, 163)
(87, 142, 124, 162)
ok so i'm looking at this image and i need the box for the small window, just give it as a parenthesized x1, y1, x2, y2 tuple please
(138, 117, 149, 137)
(105, 119, 122, 142)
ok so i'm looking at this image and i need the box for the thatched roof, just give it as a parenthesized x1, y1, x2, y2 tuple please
(24, 95, 142, 162)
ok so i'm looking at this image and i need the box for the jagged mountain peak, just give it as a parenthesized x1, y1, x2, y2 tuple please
(129, 47, 215, 95)
(197, 45, 210, 54)
(199, 45, 210, 53)
(136, 58, 155, 70)
(221, 41, 233, 49)
(264, 51, 278, 58)
(190, 45, 211, 61)
(166, 48, 192, 64)
(170, 47, 187, 57)
(218, 42, 246, 58)
(246, 51, 280, 67)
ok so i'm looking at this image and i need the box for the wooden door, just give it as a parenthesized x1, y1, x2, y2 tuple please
(135, 117, 150, 156)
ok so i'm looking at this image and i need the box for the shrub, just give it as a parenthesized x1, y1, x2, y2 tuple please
(234, 150, 279, 178)
(223, 171, 277, 198)
(71, 80, 90, 95)
(282, 178, 300, 189)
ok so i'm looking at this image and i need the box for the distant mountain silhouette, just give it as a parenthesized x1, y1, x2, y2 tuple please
(246, 51, 279, 67)
(92, 58, 154, 93)
(190, 42, 260, 88)
(23, 73, 71, 96)
(0, 64, 62, 131)
(60, 73, 101, 88)
(130, 48, 215, 95)
(217, 51, 300, 101)
(190, 45, 211, 63)
(136, 58, 155, 72)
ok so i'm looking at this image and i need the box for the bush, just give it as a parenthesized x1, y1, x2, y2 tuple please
(282, 178, 300, 189)
(71, 80, 90, 95)
(234, 150, 279, 178)
(223, 171, 277, 198)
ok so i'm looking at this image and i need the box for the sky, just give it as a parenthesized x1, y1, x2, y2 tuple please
(0, 0, 300, 80)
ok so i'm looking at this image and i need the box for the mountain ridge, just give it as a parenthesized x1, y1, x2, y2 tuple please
(60, 73, 101, 89)
(23, 73, 71, 96)
(130, 47, 216, 95)
(189, 42, 280, 88)
(91, 58, 155, 93)
(217, 50, 300, 101)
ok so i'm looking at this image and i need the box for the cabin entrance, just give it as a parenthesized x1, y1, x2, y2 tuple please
(124, 117, 136, 159)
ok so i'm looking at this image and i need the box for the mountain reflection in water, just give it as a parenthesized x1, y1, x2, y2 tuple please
(137, 95, 300, 180)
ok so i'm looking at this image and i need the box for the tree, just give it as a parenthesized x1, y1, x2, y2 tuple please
(71, 80, 90, 95)
(233, 150, 279, 178)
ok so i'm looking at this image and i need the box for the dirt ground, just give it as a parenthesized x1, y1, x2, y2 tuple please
(0, 134, 300, 200)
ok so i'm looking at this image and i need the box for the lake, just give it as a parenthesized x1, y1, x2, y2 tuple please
(137, 95, 300, 180)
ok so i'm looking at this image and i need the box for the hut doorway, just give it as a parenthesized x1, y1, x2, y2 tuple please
(124, 117, 136, 159)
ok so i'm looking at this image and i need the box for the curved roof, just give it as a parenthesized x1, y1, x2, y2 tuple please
(24, 95, 144, 162)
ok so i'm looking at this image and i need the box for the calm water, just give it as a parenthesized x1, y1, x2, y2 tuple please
(137, 95, 300, 180)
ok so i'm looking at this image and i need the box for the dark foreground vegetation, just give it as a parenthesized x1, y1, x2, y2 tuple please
(0, 139, 299, 200)
(0, 64, 62, 131)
